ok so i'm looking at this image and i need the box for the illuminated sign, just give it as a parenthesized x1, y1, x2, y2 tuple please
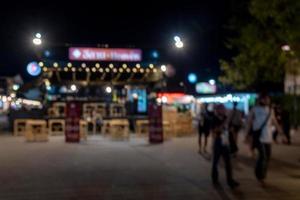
(27, 62, 41, 76)
(128, 89, 147, 112)
(195, 82, 216, 94)
(69, 48, 142, 62)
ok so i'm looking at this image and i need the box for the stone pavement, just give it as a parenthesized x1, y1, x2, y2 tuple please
(0, 133, 299, 200)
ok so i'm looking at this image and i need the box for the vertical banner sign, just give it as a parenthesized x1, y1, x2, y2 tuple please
(148, 103, 163, 143)
(65, 102, 81, 142)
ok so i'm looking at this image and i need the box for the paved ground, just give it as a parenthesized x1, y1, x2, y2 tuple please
(0, 132, 299, 200)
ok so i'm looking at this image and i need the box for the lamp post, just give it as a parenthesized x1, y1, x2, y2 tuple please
(282, 45, 298, 126)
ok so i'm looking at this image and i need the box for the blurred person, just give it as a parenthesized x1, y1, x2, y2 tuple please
(246, 93, 283, 185)
(211, 104, 239, 189)
(228, 102, 243, 155)
(197, 103, 213, 153)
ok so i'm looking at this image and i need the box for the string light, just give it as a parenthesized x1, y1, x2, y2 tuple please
(105, 68, 110, 73)
(95, 63, 100, 68)
(99, 68, 104, 73)
(132, 68, 137, 73)
(136, 64, 141, 68)
(119, 68, 124, 73)
(71, 67, 76, 72)
(92, 67, 96, 72)
(81, 63, 86, 68)
(85, 68, 90, 72)
(149, 64, 154, 68)
(64, 67, 68, 72)
(53, 62, 58, 68)
(109, 64, 114, 69)
(126, 68, 131, 73)
(140, 68, 144, 73)
(122, 64, 127, 69)
(67, 63, 72, 68)
(38, 62, 44, 67)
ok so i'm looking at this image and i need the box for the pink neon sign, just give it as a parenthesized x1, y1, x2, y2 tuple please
(69, 47, 142, 62)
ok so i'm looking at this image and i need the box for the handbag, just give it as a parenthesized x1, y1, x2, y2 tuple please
(251, 109, 271, 148)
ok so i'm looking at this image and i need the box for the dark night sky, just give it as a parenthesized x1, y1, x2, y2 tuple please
(0, 1, 234, 86)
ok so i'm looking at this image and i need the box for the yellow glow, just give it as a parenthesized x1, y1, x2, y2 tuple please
(81, 63, 86, 68)
(92, 68, 96, 72)
(99, 68, 104, 72)
(105, 68, 110, 72)
(136, 64, 141, 68)
(38, 62, 44, 67)
(122, 64, 127, 69)
(149, 64, 154, 68)
(67, 63, 72, 68)
(71, 67, 76, 72)
(126, 68, 131, 73)
(109, 64, 114, 68)
(53, 62, 58, 68)
(113, 68, 118, 73)
(64, 67, 68, 72)
(119, 68, 124, 73)
(140, 68, 144, 73)
(95, 63, 100, 68)
(132, 68, 137, 73)
(85, 68, 90, 72)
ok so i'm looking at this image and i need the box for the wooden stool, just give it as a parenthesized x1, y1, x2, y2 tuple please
(80, 120, 88, 140)
(110, 119, 129, 140)
(14, 119, 27, 136)
(48, 119, 65, 135)
(25, 120, 48, 142)
(135, 119, 149, 136)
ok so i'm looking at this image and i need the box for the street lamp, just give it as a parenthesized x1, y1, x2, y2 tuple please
(33, 33, 42, 46)
(174, 35, 184, 48)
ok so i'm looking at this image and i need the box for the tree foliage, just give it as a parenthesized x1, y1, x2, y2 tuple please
(220, 0, 300, 91)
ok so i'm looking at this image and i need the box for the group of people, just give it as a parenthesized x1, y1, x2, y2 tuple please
(197, 93, 290, 189)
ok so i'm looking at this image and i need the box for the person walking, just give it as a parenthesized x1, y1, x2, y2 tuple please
(211, 104, 239, 189)
(228, 102, 243, 155)
(246, 93, 283, 184)
(198, 103, 213, 153)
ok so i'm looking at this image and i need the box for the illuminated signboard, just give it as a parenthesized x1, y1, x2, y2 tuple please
(69, 48, 142, 62)
(128, 89, 147, 113)
(195, 82, 216, 94)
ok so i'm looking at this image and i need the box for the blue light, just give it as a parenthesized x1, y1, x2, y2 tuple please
(44, 50, 51, 57)
(188, 73, 197, 84)
(152, 51, 159, 59)
(27, 62, 41, 76)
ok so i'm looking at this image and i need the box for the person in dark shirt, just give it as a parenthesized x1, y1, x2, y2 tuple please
(211, 104, 239, 189)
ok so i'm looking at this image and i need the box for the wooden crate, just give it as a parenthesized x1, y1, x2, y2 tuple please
(135, 119, 149, 136)
(25, 120, 48, 142)
(14, 119, 27, 136)
(48, 119, 65, 135)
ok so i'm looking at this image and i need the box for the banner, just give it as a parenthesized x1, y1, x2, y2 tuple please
(148, 103, 163, 143)
(69, 48, 142, 62)
(65, 102, 81, 142)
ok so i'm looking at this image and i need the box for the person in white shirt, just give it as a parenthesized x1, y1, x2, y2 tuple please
(246, 93, 283, 184)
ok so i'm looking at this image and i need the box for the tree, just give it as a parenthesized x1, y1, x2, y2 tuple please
(220, 0, 300, 91)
